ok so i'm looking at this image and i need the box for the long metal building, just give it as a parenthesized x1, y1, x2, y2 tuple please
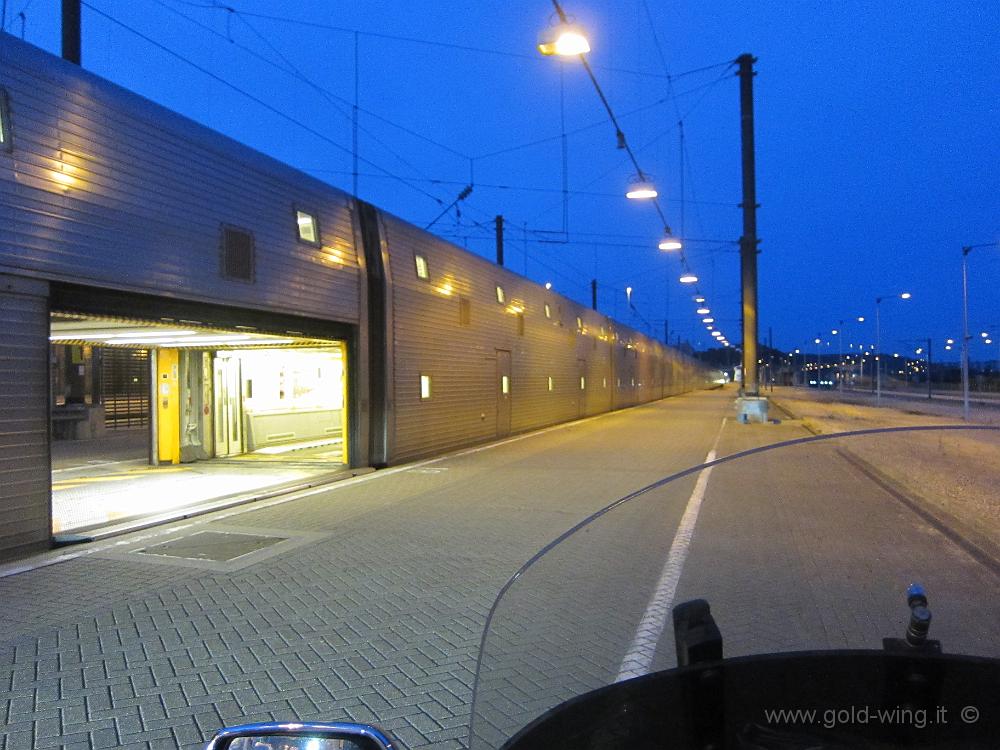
(0, 34, 711, 561)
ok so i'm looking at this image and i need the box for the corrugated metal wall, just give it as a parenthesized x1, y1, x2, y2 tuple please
(0, 274, 50, 561)
(0, 36, 360, 324)
(381, 214, 709, 463)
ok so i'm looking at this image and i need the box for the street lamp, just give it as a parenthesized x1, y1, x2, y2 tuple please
(832, 325, 844, 390)
(814, 337, 822, 386)
(658, 234, 683, 251)
(537, 19, 591, 56)
(962, 243, 999, 419)
(625, 175, 657, 200)
(875, 291, 912, 406)
(679, 273, 698, 284)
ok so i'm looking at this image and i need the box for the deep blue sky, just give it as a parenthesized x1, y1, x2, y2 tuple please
(5, 0, 998, 359)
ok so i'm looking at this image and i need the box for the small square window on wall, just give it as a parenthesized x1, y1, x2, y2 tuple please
(0, 88, 11, 152)
(580, 376, 586, 390)
(544, 303, 551, 319)
(420, 374, 432, 399)
(495, 285, 505, 304)
(415, 253, 429, 280)
(547, 376, 554, 392)
(295, 209, 319, 244)
(501, 375, 510, 394)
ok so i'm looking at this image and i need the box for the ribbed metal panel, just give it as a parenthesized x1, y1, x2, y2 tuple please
(381, 214, 709, 463)
(0, 36, 359, 324)
(0, 274, 50, 560)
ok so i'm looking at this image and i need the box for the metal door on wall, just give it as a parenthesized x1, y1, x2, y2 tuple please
(213, 354, 243, 456)
(496, 349, 512, 438)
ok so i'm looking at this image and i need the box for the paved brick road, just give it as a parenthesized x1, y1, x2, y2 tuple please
(2, 388, 997, 750)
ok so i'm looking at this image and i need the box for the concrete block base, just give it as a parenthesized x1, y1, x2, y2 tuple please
(735, 396, 770, 424)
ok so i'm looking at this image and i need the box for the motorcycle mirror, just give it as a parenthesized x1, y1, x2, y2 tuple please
(204, 722, 396, 750)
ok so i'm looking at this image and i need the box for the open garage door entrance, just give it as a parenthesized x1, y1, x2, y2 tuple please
(50, 313, 349, 534)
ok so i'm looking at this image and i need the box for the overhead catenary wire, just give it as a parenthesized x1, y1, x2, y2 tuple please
(2, 0, 33, 33)
(148, 0, 469, 184)
(473, 73, 741, 162)
(186, 2, 734, 83)
(82, 1, 451, 207)
(157, 0, 736, 310)
(117, 0, 734, 345)
(302, 169, 738, 206)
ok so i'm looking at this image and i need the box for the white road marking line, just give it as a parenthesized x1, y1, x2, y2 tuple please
(615, 417, 727, 682)
(1, 392, 716, 579)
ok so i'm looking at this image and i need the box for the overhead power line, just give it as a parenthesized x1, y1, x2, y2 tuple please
(149, 0, 469, 169)
(82, 1, 450, 207)
(188, 3, 733, 83)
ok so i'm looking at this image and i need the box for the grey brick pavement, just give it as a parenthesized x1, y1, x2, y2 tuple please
(3, 390, 997, 750)
(1, 391, 735, 750)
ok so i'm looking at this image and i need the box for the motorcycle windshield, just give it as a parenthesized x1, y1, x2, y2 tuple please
(468, 425, 1000, 749)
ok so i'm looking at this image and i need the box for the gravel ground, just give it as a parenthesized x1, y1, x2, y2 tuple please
(772, 387, 1000, 569)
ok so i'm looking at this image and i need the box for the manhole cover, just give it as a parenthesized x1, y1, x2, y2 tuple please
(138, 531, 287, 562)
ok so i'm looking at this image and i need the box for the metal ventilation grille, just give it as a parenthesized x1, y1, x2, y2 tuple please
(100, 348, 150, 429)
(221, 226, 255, 282)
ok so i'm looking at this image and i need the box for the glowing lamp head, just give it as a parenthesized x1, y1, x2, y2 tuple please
(537, 23, 591, 56)
(696, 307, 710, 315)
(679, 273, 698, 284)
(658, 237, 683, 251)
(900, 292, 912, 299)
(625, 179, 658, 200)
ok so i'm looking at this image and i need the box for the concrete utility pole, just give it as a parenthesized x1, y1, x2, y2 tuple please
(495, 215, 504, 266)
(591, 279, 597, 311)
(738, 53, 759, 397)
(62, 0, 81, 64)
(735, 53, 767, 421)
